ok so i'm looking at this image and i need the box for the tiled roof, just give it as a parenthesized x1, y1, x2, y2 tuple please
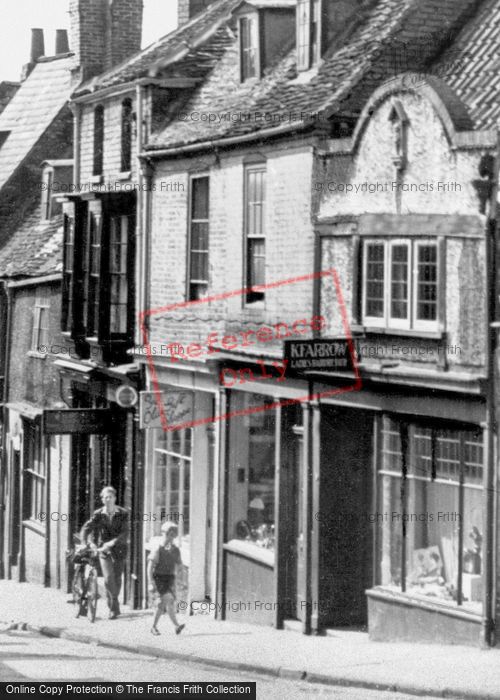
(0, 56, 73, 192)
(0, 82, 20, 116)
(74, 0, 241, 94)
(143, 0, 482, 151)
(430, 0, 500, 129)
(0, 206, 62, 278)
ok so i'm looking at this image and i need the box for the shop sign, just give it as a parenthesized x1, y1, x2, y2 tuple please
(283, 338, 356, 372)
(115, 384, 138, 408)
(43, 409, 115, 435)
(140, 390, 194, 429)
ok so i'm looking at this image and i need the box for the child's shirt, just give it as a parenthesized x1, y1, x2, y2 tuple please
(148, 543, 181, 575)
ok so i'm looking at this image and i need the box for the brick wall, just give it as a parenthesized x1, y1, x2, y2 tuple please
(178, 0, 218, 27)
(8, 280, 73, 408)
(70, 0, 143, 79)
(79, 96, 138, 184)
(317, 87, 488, 375)
(148, 142, 316, 356)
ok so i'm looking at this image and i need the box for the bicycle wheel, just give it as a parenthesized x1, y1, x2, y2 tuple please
(72, 566, 86, 618)
(86, 568, 98, 623)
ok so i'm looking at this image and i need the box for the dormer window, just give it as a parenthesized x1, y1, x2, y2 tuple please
(235, 2, 295, 83)
(240, 16, 259, 81)
(297, 0, 322, 71)
(40, 160, 73, 221)
(41, 167, 54, 220)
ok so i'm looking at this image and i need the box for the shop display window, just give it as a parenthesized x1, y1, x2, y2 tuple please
(377, 416, 483, 613)
(226, 393, 276, 551)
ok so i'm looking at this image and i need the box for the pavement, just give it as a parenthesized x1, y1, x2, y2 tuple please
(0, 580, 499, 699)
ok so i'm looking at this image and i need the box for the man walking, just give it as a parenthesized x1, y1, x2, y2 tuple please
(82, 486, 129, 619)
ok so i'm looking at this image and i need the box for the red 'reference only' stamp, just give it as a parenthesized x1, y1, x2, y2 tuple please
(139, 269, 362, 431)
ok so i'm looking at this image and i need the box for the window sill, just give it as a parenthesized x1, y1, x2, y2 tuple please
(27, 350, 47, 360)
(224, 539, 274, 568)
(117, 171, 131, 181)
(23, 519, 46, 536)
(91, 175, 103, 184)
(366, 586, 482, 622)
(351, 324, 445, 340)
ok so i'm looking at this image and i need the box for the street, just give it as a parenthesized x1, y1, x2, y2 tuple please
(0, 629, 441, 700)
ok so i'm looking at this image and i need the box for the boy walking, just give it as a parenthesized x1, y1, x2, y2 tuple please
(147, 521, 185, 635)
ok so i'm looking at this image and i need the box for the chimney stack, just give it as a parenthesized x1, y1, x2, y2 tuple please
(177, 0, 217, 27)
(21, 28, 45, 81)
(70, 0, 143, 81)
(30, 28, 45, 63)
(55, 29, 70, 55)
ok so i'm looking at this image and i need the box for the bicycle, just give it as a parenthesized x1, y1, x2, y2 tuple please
(69, 535, 100, 623)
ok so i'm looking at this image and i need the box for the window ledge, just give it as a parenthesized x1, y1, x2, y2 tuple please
(27, 350, 47, 360)
(351, 325, 445, 340)
(23, 519, 46, 536)
(117, 171, 131, 181)
(91, 174, 103, 184)
(366, 586, 482, 622)
(224, 539, 274, 568)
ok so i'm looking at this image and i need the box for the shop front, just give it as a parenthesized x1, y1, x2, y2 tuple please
(367, 413, 485, 646)
(141, 363, 219, 609)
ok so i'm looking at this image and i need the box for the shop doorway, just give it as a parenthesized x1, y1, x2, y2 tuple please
(318, 407, 373, 628)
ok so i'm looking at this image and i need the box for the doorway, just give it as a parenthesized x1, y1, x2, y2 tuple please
(318, 407, 373, 628)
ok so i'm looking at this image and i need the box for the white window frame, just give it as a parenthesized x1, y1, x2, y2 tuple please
(362, 239, 439, 332)
(31, 289, 50, 352)
(363, 239, 386, 328)
(187, 173, 210, 301)
(413, 240, 439, 332)
(388, 239, 411, 330)
(244, 163, 267, 305)
(239, 14, 260, 82)
(41, 167, 54, 221)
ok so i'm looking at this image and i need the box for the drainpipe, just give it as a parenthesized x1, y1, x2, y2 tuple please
(482, 132, 499, 648)
(0, 283, 13, 579)
(70, 102, 82, 189)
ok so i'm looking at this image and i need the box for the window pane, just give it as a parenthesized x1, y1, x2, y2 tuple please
(248, 239, 265, 286)
(416, 245, 437, 321)
(365, 243, 385, 317)
(227, 393, 275, 551)
(192, 177, 209, 220)
(390, 244, 408, 319)
(297, 0, 311, 69)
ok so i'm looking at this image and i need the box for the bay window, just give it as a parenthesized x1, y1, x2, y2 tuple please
(61, 194, 135, 354)
(363, 239, 439, 331)
(377, 416, 484, 613)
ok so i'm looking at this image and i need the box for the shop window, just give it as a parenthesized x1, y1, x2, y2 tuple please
(226, 393, 276, 551)
(240, 16, 259, 81)
(31, 288, 50, 352)
(188, 175, 209, 301)
(153, 427, 191, 544)
(377, 416, 484, 613)
(297, 0, 322, 70)
(363, 239, 439, 331)
(245, 165, 266, 303)
(121, 98, 133, 172)
(24, 421, 45, 525)
(93, 105, 104, 176)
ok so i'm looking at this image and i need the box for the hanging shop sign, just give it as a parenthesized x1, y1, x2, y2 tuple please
(139, 390, 194, 429)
